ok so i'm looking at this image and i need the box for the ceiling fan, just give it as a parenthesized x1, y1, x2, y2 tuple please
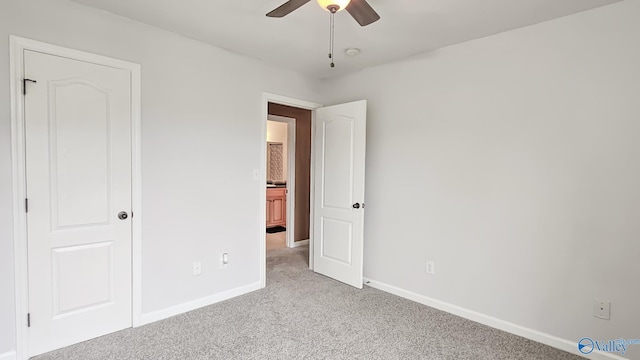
(267, 0, 380, 68)
(267, 0, 380, 27)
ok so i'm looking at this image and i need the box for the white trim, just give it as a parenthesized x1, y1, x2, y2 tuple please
(9, 36, 143, 359)
(308, 108, 317, 271)
(261, 93, 322, 287)
(267, 114, 296, 248)
(265, 93, 321, 110)
(285, 119, 296, 247)
(290, 239, 309, 248)
(130, 51, 143, 329)
(268, 114, 296, 123)
(139, 282, 262, 325)
(9, 35, 28, 360)
(0, 351, 17, 360)
(363, 278, 628, 360)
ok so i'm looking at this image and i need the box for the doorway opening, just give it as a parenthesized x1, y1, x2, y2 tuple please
(265, 105, 311, 253)
(266, 115, 295, 250)
(260, 94, 322, 287)
(261, 94, 368, 290)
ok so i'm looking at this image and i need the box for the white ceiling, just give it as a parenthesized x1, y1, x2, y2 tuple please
(70, 0, 619, 79)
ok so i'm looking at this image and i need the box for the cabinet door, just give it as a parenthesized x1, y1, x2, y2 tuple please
(272, 198, 284, 225)
(267, 188, 286, 227)
(266, 200, 272, 226)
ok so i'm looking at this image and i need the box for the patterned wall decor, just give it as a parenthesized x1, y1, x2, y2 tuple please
(268, 143, 284, 181)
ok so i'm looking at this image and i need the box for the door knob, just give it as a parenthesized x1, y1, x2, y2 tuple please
(352, 203, 360, 209)
(118, 211, 129, 220)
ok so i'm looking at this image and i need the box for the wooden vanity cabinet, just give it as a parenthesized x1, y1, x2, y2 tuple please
(266, 187, 286, 228)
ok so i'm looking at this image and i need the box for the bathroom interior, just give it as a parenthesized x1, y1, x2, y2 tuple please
(266, 102, 313, 251)
(266, 119, 288, 250)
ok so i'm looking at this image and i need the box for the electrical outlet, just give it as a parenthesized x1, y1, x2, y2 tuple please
(593, 300, 610, 320)
(426, 260, 435, 275)
(193, 261, 202, 275)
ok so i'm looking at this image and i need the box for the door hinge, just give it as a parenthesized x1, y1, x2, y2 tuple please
(27, 313, 31, 327)
(25, 198, 29, 213)
(23, 78, 37, 95)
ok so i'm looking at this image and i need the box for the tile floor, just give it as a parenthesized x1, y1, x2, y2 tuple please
(266, 230, 286, 250)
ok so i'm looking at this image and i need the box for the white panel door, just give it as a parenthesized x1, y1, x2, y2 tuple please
(24, 50, 132, 356)
(313, 100, 367, 288)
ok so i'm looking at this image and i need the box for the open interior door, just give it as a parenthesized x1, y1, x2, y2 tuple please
(313, 100, 367, 288)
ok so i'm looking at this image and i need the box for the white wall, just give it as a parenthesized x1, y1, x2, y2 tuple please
(0, 0, 321, 355)
(322, 1, 640, 359)
(3, 0, 639, 358)
(266, 120, 288, 181)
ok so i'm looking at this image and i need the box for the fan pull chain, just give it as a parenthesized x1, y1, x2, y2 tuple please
(329, 11, 335, 68)
(328, 13, 332, 62)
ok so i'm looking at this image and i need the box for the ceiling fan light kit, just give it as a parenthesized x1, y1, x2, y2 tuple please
(266, 0, 379, 24)
(267, 0, 380, 68)
(317, 0, 351, 13)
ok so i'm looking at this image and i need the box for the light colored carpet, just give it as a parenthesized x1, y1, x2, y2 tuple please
(33, 246, 582, 359)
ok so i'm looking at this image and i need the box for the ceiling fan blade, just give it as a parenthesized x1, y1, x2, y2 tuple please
(266, 0, 311, 18)
(346, 0, 380, 26)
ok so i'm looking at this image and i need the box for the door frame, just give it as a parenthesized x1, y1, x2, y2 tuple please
(9, 36, 142, 359)
(260, 93, 321, 288)
(266, 114, 297, 248)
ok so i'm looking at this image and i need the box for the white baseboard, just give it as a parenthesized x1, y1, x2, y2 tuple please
(363, 278, 628, 360)
(290, 239, 309, 248)
(138, 281, 262, 326)
(0, 351, 16, 360)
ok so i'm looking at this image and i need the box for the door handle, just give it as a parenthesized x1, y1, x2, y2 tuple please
(352, 203, 360, 209)
(118, 211, 129, 220)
